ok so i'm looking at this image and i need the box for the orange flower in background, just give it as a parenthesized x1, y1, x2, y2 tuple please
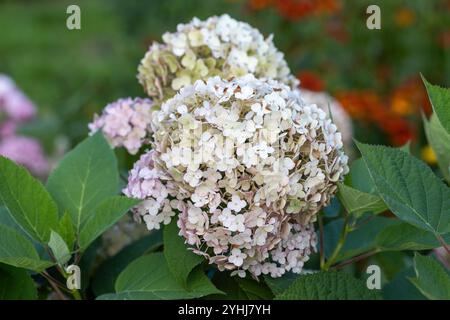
(335, 91, 386, 122)
(248, 0, 272, 10)
(336, 90, 416, 146)
(438, 29, 450, 48)
(389, 76, 432, 116)
(297, 70, 324, 92)
(249, 0, 341, 20)
(381, 117, 416, 146)
(394, 7, 415, 28)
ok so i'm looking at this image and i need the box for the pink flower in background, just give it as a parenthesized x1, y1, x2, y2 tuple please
(0, 74, 48, 176)
(0, 135, 49, 176)
(0, 74, 36, 122)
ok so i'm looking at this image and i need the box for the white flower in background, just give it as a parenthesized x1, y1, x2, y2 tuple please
(297, 89, 353, 149)
(125, 75, 348, 278)
(88, 98, 154, 154)
(138, 14, 298, 101)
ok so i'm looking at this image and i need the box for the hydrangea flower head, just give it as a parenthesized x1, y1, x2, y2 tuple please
(298, 89, 353, 148)
(125, 75, 349, 278)
(88, 98, 154, 154)
(138, 14, 298, 101)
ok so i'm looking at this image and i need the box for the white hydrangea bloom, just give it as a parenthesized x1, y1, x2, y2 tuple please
(297, 89, 353, 148)
(138, 14, 298, 101)
(125, 75, 348, 278)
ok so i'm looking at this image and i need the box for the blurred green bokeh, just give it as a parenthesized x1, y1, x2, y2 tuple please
(0, 0, 448, 151)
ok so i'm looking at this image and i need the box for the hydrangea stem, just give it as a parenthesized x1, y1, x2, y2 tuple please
(322, 217, 350, 271)
(318, 215, 325, 269)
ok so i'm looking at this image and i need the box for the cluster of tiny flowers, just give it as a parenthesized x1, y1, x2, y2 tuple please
(88, 98, 154, 155)
(125, 75, 348, 278)
(297, 89, 353, 148)
(122, 150, 178, 230)
(0, 74, 48, 176)
(138, 14, 298, 102)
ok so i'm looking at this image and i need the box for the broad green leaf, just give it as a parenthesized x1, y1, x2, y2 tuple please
(0, 264, 37, 299)
(422, 75, 450, 135)
(423, 114, 450, 183)
(0, 224, 53, 272)
(324, 217, 449, 264)
(324, 217, 396, 262)
(375, 223, 450, 251)
(337, 183, 386, 218)
(46, 132, 119, 235)
(0, 156, 58, 243)
(78, 196, 139, 251)
(92, 230, 163, 296)
(323, 197, 341, 218)
(264, 272, 300, 296)
(236, 278, 274, 300)
(57, 212, 75, 252)
(164, 219, 203, 287)
(48, 230, 71, 266)
(382, 267, 426, 300)
(356, 142, 450, 235)
(347, 158, 376, 194)
(209, 271, 251, 300)
(410, 253, 450, 300)
(98, 253, 221, 300)
(275, 271, 381, 300)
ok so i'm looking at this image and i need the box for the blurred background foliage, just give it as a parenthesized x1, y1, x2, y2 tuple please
(0, 0, 449, 154)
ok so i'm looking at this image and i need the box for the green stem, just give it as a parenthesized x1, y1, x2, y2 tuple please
(323, 218, 350, 271)
(330, 250, 378, 270)
(318, 215, 325, 269)
(71, 289, 82, 300)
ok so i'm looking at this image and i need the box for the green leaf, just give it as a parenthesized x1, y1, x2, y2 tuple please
(382, 267, 426, 300)
(347, 158, 376, 194)
(78, 196, 139, 251)
(264, 272, 300, 296)
(356, 142, 450, 235)
(98, 253, 222, 300)
(209, 271, 250, 300)
(92, 231, 163, 296)
(48, 230, 71, 266)
(164, 218, 203, 287)
(423, 114, 450, 183)
(324, 217, 396, 262)
(375, 223, 450, 251)
(236, 278, 274, 300)
(337, 183, 386, 218)
(422, 75, 450, 135)
(0, 224, 53, 272)
(410, 253, 450, 300)
(57, 212, 75, 252)
(0, 264, 37, 299)
(324, 217, 449, 264)
(0, 156, 58, 243)
(46, 132, 119, 235)
(274, 271, 381, 300)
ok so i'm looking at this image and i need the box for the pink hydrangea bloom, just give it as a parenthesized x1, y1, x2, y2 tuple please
(123, 150, 177, 230)
(88, 98, 154, 155)
(0, 135, 49, 176)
